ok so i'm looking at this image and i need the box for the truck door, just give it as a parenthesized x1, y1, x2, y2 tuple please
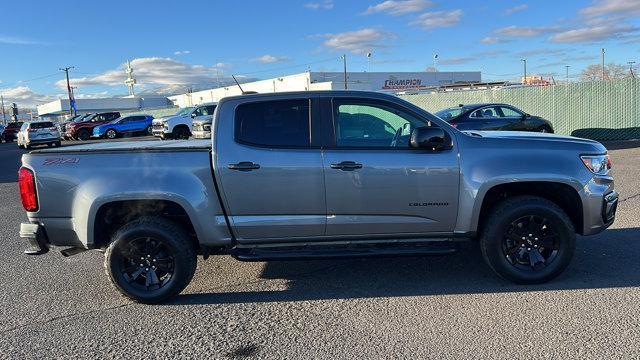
(321, 97, 460, 236)
(214, 97, 326, 241)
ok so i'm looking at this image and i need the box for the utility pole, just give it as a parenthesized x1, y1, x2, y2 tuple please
(628, 61, 636, 78)
(59, 66, 74, 115)
(601, 48, 605, 80)
(565, 65, 570, 84)
(521, 59, 527, 85)
(0, 95, 5, 125)
(341, 54, 348, 90)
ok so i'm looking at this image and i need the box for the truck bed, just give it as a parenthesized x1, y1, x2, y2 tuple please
(30, 139, 211, 153)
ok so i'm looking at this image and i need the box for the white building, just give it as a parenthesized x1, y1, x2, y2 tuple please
(169, 71, 481, 107)
(37, 96, 172, 118)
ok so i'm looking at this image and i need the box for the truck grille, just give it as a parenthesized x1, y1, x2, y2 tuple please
(152, 124, 164, 130)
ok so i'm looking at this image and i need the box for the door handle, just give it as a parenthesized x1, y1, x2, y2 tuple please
(330, 161, 363, 171)
(228, 161, 260, 171)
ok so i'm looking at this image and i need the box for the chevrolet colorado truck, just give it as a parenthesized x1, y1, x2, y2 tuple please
(19, 91, 618, 304)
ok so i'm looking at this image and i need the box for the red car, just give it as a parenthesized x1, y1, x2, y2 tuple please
(65, 112, 120, 140)
(2, 122, 24, 142)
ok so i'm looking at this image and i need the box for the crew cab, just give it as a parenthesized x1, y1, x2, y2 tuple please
(151, 103, 216, 140)
(65, 112, 120, 140)
(18, 91, 617, 304)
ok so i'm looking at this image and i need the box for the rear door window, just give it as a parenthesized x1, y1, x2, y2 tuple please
(235, 99, 310, 147)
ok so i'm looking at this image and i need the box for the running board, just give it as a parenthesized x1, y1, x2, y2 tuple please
(232, 241, 457, 261)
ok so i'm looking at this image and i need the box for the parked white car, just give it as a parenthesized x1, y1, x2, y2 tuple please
(151, 103, 217, 140)
(17, 121, 61, 149)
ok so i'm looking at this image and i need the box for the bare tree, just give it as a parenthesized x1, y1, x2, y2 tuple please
(580, 63, 630, 81)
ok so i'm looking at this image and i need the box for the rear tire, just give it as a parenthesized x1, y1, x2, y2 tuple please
(104, 217, 197, 304)
(146, 125, 153, 136)
(480, 196, 575, 284)
(539, 125, 553, 133)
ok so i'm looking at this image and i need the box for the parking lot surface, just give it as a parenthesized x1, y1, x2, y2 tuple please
(0, 138, 639, 359)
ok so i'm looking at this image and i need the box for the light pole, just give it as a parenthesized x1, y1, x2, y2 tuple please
(565, 65, 570, 84)
(341, 54, 348, 90)
(521, 59, 527, 85)
(601, 48, 606, 80)
(60, 66, 75, 115)
(628, 61, 636, 78)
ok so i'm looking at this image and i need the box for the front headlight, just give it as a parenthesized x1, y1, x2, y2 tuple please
(581, 155, 611, 175)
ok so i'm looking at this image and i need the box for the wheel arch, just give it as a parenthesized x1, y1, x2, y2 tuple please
(474, 181, 584, 237)
(92, 198, 200, 252)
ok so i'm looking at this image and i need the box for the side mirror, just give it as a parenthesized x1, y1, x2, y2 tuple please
(410, 127, 452, 151)
(521, 113, 530, 121)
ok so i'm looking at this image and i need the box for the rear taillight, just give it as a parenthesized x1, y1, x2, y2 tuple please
(28, 128, 37, 132)
(18, 167, 38, 212)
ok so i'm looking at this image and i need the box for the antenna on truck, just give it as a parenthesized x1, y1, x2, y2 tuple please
(232, 75, 257, 95)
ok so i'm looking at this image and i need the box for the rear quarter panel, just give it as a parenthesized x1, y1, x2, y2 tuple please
(22, 149, 231, 248)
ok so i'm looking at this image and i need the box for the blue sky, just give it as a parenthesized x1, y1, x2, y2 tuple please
(1, 0, 639, 107)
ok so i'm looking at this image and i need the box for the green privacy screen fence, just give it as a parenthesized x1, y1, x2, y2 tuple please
(399, 78, 640, 141)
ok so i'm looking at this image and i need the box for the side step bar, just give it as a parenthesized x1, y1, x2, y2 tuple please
(232, 241, 457, 262)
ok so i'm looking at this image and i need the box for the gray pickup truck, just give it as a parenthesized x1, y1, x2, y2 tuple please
(19, 91, 618, 303)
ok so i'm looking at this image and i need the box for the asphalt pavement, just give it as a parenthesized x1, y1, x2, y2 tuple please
(0, 138, 639, 359)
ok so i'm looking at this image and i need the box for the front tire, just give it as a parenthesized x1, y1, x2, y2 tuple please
(480, 196, 575, 284)
(104, 217, 197, 304)
(173, 127, 191, 140)
(106, 129, 117, 139)
(77, 129, 90, 141)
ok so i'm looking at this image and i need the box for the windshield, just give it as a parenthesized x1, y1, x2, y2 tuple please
(175, 107, 195, 116)
(74, 114, 93, 122)
(435, 107, 467, 122)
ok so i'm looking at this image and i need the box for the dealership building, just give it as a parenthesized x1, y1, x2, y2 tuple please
(169, 71, 482, 107)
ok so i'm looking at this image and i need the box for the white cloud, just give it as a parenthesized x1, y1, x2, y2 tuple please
(410, 9, 462, 29)
(55, 57, 238, 95)
(439, 57, 474, 65)
(363, 0, 432, 15)
(0, 34, 42, 45)
(480, 37, 510, 43)
(550, 24, 639, 43)
(252, 55, 289, 64)
(173, 50, 191, 55)
(304, 0, 333, 10)
(494, 25, 565, 37)
(0, 86, 57, 108)
(504, 4, 528, 15)
(322, 28, 393, 55)
(581, 0, 640, 17)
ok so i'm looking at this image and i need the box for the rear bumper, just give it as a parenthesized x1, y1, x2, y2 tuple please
(20, 223, 49, 255)
(26, 138, 59, 145)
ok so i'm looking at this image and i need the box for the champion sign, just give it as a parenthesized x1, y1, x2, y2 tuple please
(382, 76, 426, 90)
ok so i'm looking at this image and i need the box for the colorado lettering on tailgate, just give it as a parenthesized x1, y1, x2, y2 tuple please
(42, 158, 80, 166)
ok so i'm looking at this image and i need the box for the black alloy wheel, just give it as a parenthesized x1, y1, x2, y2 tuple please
(480, 196, 575, 284)
(104, 217, 197, 303)
(502, 215, 559, 271)
(117, 237, 175, 292)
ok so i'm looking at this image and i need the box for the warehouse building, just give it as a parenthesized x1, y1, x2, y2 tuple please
(169, 71, 481, 107)
(37, 96, 172, 118)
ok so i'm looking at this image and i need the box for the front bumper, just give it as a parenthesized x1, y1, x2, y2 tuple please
(20, 223, 49, 255)
(582, 174, 618, 235)
(192, 130, 211, 139)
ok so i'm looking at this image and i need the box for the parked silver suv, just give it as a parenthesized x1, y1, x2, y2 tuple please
(17, 121, 61, 149)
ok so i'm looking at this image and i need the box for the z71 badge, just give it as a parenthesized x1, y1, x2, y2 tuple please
(42, 158, 80, 166)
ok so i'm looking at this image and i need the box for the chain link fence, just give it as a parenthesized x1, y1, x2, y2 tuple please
(399, 78, 640, 141)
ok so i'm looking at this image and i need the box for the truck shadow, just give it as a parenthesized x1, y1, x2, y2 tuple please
(172, 226, 640, 305)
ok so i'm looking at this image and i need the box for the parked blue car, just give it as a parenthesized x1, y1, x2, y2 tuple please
(92, 115, 154, 139)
